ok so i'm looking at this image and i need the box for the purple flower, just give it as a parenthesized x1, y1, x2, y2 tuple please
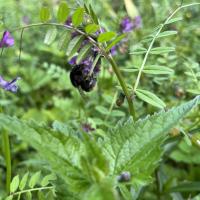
(65, 17, 72, 26)
(110, 45, 117, 55)
(133, 16, 142, 29)
(69, 56, 77, 65)
(0, 76, 20, 93)
(0, 31, 15, 48)
(120, 16, 142, 33)
(120, 17, 134, 33)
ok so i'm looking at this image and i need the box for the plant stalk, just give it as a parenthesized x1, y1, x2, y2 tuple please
(2, 131, 12, 194)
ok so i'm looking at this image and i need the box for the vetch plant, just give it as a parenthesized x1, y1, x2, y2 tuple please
(0, 1, 200, 200)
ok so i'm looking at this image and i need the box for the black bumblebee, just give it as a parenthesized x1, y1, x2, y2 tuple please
(70, 64, 97, 92)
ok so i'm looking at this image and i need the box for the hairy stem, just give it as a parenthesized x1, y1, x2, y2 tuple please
(133, 2, 200, 92)
(2, 131, 12, 194)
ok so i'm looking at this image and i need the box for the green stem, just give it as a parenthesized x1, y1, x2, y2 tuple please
(2, 131, 12, 194)
(133, 2, 200, 92)
(9, 22, 137, 120)
(107, 56, 136, 120)
(11, 186, 54, 197)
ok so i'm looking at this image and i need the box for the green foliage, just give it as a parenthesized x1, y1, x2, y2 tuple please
(103, 96, 200, 188)
(0, 96, 199, 199)
(66, 35, 85, 59)
(85, 24, 99, 34)
(72, 7, 85, 27)
(40, 6, 51, 22)
(44, 28, 57, 45)
(57, 2, 69, 23)
(5, 171, 55, 200)
(76, 43, 92, 64)
(98, 32, 116, 43)
(135, 89, 166, 109)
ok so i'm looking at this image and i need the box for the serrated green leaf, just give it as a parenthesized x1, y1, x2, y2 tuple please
(72, 7, 84, 27)
(98, 32, 116, 43)
(156, 31, 178, 38)
(40, 7, 51, 22)
(66, 35, 84, 58)
(57, 2, 69, 23)
(85, 24, 99, 34)
(143, 65, 174, 75)
(29, 171, 41, 188)
(19, 172, 29, 191)
(10, 175, 20, 193)
(57, 30, 71, 51)
(106, 34, 126, 51)
(150, 47, 175, 54)
(41, 174, 56, 187)
(103, 96, 200, 189)
(135, 89, 166, 108)
(44, 28, 57, 45)
(76, 44, 92, 64)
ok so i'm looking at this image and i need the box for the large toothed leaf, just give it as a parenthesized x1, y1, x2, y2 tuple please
(76, 43, 92, 64)
(57, 2, 69, 23)
(40, 7, 51, 22)
(135, 89, 166, 109)
(66, 35, 84, 59)
(98, 32, 116, 43)
(44, 27, 57, 45)
(72, 7, 84, 27)
(103, 96, 200, 188)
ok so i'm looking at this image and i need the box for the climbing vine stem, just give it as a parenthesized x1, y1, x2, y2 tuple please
(133, 2, 200, 92)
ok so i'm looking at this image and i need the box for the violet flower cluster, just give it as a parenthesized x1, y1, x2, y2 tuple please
(120, 16, 142, 33)
(0, 31, 20, 93)
(67, 15, 141, 92)
(67, 18, 102, 92)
